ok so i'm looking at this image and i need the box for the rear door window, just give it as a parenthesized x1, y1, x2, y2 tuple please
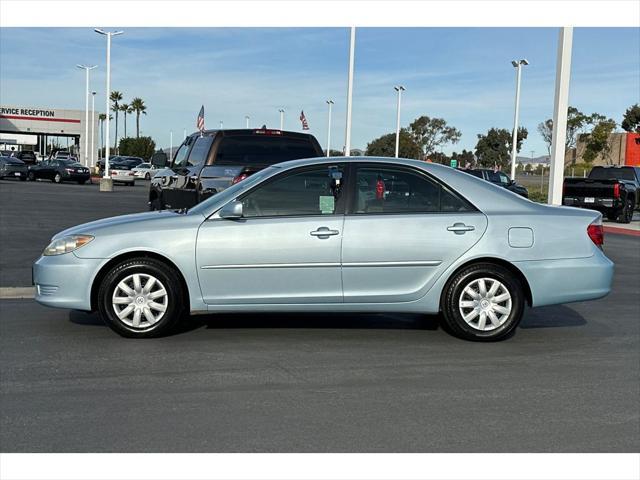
(186, 135, 214, 167)
(216, 136, 319, 166)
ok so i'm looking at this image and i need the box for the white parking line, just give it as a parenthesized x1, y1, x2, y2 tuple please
(0, 287, 35, 299)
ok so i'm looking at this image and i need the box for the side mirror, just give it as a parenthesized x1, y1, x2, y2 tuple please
(219, 200, 243, 219)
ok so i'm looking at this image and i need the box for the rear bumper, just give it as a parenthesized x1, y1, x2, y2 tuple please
(33, 253, 105, 311)
(515, 251, 614, 307)
(563, 197, 620, 210)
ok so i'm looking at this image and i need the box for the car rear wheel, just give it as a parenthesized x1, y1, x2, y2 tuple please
(53, 173, 62, 183)
(441, 263, 525, 341)
(616, 198, 634, 224)
(145, 172, 150, 180)
(19, 176, 26, 181)
(98, 257, 185, 338)
(27, 171, 36, 181)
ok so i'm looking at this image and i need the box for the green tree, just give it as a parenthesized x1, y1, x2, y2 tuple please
(582, 118, 617, 164)
(110, 91, 123, 151)
(474, 127, 528, 170)
(365, 129, 423, 159)
(409, 116, 461, 157)
(621, 104, 640, 133)
(537, 106, 593, 157)
(120, 103, 132, 138)
(130, 97, 147, 138)
(451, 149, 475, 168)
(118, 136, 156, 159)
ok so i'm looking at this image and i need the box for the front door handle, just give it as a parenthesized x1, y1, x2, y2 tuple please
(310, 227, 340, 239)
(447, 223, 475, 235)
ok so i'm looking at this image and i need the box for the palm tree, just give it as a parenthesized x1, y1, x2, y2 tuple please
(120, 103, 131, 138)
(110, 91, 123, 151)
(130, 97, 147, 138)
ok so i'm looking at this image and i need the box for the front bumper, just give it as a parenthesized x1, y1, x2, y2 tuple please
(515, 250, 614, 307)
(33, 253, 106, 311)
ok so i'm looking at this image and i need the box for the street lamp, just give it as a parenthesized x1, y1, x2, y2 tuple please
(278, 108, 285, 130)
(509, 58, 529, 180)
(90, 91, 96, 168)
(95, 28, 123, 191)
(77, 64, 97, 167)
(326, 100, 334, 157)
(394, 85, 405, 158)
(219, 120, 224, 129)
(245, 115, 250, 129)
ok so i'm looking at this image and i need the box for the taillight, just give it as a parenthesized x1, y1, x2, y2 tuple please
(587, 221, 604, 248)
(232, 173, 248, 185)
(110, 170, 117, 176)
(613, 183, 620, 198)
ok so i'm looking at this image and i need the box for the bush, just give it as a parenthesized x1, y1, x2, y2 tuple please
(118, 136, 156, 159)
(527, 190, 548, 204)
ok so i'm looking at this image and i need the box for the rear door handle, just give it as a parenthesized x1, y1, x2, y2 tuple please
(447, 223, 475, 234)
(310, 227, 340, 239)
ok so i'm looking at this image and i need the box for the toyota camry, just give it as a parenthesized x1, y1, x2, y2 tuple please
(33, 157, 614, 341)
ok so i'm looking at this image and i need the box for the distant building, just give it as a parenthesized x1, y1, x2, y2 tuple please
(565, 132, 640, 166)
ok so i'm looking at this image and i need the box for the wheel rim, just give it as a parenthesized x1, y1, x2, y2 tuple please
(112, 273, 168, 329)
(458, 277, 512, 331)
(55, 174, 61, 182)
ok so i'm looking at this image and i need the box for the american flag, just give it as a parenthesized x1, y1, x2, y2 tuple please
(299, 110, 309, 130)
(196, 105, 205, 132)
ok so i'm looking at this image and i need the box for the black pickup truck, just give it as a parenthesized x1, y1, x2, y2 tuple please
(563, 166, 640, 223)
(149, 128, 323, 210)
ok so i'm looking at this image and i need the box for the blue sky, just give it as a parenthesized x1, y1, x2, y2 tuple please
(0, 27, 638, 156)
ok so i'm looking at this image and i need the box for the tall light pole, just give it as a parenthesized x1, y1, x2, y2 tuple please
(77, 64, 97, 167)
(344, 27, 355, 156)
(509, 58, 529, 180)
(95, 28, 123, 191)
(245, 115, 250, 128)
(219, 120, 224, 129)
(278, 109, 285, 130)
(90, 91, 96, 168)
(170, 130, 173, 159)
(548, 27, 573, 205)
(326, 100, 334, 157)
(394, 85, 405, 158)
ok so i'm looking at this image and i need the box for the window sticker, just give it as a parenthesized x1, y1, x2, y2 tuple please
(319, 195, 335, 214)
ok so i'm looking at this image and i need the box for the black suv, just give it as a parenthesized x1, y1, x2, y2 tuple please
(11, 151, 37, 165)
(149, 129, 323, 210)
(461, 168, 529, 198)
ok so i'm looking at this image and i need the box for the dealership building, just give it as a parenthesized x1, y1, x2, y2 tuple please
(0, 105, 99, 166)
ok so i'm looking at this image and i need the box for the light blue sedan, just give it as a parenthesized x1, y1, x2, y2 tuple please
(33, 157, 614, 341)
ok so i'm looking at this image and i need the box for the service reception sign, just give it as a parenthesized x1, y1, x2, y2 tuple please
(0, 105, 83, 136)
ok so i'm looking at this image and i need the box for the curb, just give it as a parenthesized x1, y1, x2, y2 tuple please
(0, 287, 35, 299)
(603, 226, 640, 237)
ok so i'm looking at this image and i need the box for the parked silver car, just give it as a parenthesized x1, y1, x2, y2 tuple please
(33, 157, 614, 340)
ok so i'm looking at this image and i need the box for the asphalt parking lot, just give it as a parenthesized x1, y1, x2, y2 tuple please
(0, 178, 638, 452)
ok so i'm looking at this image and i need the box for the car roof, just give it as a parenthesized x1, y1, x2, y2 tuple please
(190, 128, 317, 140)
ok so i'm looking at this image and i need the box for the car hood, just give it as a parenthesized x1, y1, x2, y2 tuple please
(52, 210, 191, 239)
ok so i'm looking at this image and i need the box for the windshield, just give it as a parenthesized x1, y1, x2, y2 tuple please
(189, 166, 279, 216)
(589, 167, 637, 181)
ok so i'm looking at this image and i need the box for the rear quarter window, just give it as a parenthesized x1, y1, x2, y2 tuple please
(215, 136, 320, 166)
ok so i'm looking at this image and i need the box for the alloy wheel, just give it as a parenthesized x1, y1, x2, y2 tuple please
(458, 277, 512, 331)
(111, 273, 168, 329)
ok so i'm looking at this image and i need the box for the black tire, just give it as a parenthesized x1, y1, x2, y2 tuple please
(441, 263, 525, 341)
(149, 195, 163, 211)
(616, 198, 634, 224)
(97, 257, 185, 338)
(145, 172, 150, 180)
(606, 209, 617, 221)
(28, 171, 36, 181)
(78, 180, 86, 185)
(19, 176, 27, 181)
(53, 172, 62, 184)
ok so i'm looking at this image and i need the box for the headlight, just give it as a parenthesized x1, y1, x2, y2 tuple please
(43, 235, 94, 256)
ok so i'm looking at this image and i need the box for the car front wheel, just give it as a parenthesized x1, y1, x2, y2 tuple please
(97, 257, 185, 338)
(441, 263, 525, 341)
(53, 173, 62, 183)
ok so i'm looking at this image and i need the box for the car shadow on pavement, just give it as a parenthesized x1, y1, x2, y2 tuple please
(519, 305, 587, 329)
(68, 310, 441, 333)
(68, 306, 585, 334)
